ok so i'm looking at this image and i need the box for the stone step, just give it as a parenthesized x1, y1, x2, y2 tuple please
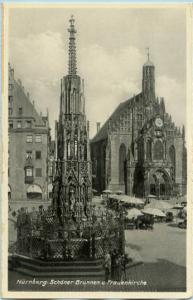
(11, 255, 103, 267)
(19, 260, 104, 273)
(15, 267, 105, 279)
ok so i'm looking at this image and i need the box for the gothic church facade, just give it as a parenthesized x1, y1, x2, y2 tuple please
(90, 56, 186, 199)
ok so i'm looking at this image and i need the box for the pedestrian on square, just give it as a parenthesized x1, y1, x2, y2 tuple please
(114, 254, 122, 281)
(103, 252, 111, 282)
(121, 253, 128, 281)
(111, 248, 117, 280)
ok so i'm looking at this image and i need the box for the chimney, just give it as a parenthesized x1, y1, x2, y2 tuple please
(96, 122, 101, 133)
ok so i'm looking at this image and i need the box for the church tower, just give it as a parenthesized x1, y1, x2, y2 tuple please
(53, 16, 92, 225)
(142, 48, 155, 103)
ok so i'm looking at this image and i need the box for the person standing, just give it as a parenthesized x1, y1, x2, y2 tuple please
(115, 254, 122, 281)
(111, 249, 117, 280)
(121, 254, 128, 281)
(103, 252, 111, 282)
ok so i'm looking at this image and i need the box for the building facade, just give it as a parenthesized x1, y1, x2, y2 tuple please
(90, 55, 187, 199)
(8, 64, 51, 208)
(53, 16, 92, 222)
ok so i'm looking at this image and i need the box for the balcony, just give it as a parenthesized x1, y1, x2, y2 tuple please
(25, 176, 33, 184)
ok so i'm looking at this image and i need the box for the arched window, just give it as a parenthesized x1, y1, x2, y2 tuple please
(119, 144, 126, 184)
(149, 174, 156, 195)
(169, 145, 176, 180)
(146, 140, 152, 160)
(154, 140, 164, 160)
(84, 144, 87, 160)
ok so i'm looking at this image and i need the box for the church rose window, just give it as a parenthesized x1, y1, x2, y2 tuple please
(153, 140, 164, 160)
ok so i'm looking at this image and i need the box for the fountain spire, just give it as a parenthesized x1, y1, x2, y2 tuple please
(68, 15, 77, 76)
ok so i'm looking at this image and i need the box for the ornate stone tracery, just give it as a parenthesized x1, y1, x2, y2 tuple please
(53, 16, 92, 224)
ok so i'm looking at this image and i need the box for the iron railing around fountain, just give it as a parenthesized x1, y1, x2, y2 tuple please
(15, 209, 124, 261)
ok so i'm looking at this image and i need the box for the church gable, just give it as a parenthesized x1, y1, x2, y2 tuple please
(90, 52, 186, 197)
(12, 80, 45, 126)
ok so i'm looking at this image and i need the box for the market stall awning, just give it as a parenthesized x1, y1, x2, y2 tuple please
(142, 208, 166, 217)
(145, 200, 173, 210)
(27, 184, 42, 194)
(126, 208, 143, 219)
(102, 189, 112, 194)
(118, 195, 144, 205)
(115, 190, 124, 195)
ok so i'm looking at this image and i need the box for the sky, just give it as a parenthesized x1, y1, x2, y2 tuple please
(8, 6, 187, 138)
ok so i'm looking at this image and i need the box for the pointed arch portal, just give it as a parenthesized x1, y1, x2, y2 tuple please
(149, 169, 172, 199)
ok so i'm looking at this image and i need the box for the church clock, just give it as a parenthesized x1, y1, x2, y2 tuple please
(155, 117, 163, 128)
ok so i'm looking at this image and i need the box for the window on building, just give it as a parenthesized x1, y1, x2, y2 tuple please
(146, 140, 152, 160)
(8, 96, 13, 104)
(26, 167, 33, 177)
(35, 135, 42, 143)
(153, 140, 164, 160)
(26, 135, 33, 143)
(169, 145, 176, 181)
(8, 108, 13, 116)
(9, 121, 13, 129)
(18, 107, 23, 115)
(26, 120, 32, 128)
(35, 151, 41, 159)
(25, 167, 33, 183)
(26, 151, 32, 159)
(17, 121, 22, 128)
(8, 168, 10, 177)
(35, 168, 42, 177)
(119, 143, 127, 185)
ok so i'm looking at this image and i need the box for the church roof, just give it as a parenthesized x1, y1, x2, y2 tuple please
(12, 80, 46, 126)
(9, 63, 48, 128)
(91, 93, 142, 143)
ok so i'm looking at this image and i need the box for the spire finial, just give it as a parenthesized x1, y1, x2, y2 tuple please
(146, 47, 150, 61)
(68, 15, 77, 75)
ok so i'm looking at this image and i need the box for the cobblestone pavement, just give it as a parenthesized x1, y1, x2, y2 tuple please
(125, 222, 186, 267)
